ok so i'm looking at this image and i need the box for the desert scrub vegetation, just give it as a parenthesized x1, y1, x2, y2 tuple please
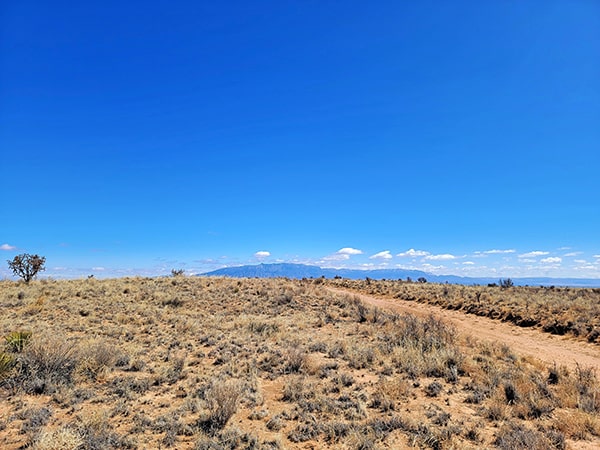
(327, 277, 600, 343)
(0, 276, 598, 449)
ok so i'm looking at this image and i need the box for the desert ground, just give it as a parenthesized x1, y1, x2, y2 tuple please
(1, 276, 599, 449)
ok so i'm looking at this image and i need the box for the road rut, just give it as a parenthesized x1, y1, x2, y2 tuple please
(326, 287, 600, 371)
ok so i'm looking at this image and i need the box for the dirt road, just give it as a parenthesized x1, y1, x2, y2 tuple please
(326, 287, 600, 371)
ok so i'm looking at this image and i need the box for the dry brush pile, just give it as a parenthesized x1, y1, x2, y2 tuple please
(0, 276, 599, 449)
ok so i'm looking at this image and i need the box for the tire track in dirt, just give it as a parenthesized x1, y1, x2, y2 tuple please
(326, 287, 600, 371)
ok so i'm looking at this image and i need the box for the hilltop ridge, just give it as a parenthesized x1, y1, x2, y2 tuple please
(202, 263, 600, 287)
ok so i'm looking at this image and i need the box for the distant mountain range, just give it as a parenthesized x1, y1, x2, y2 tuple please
(201, 263, 600, 287)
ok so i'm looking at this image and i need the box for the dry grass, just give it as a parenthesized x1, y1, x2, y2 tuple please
(0, 276, 598, 449)
(327, 278, 600, 343)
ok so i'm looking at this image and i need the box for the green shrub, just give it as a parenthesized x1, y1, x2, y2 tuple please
(5, 330, 32, 353)
(0, 352, 15, 380)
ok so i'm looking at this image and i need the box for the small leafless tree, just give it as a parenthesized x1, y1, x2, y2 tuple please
(7, 253, 46, 283)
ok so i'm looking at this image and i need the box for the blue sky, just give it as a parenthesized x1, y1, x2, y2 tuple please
(1, 1, 599, 279)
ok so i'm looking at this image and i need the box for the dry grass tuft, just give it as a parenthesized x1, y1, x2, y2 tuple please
(200, 378, 244, 433)
(31, 427, 84, 450)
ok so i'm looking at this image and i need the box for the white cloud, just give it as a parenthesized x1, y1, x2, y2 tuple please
(323, 247, 363, 262)
(482, 249, 516, 254)
(574, 259, 587, 264)
(594, 255, 600, 259)
(92, 267, 106, 271)
(370, 250, 392, 260)
(397, 248, 430, 257)
(421, 263, 446, 273)
(254, 251, 270, 258)
(1, 243, 16, 251)
(462, 261, 475, 265)
(337, 247, 362, 255)
(540, 257, 562, 264)
(520, 258, 536, 263)
(519, 251, 549, 258)
(323, 253, 350, 261)
(425, 254, 456, 261)
(563, 252, 582, 257)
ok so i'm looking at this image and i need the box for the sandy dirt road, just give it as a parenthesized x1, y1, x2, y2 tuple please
(326, 287, 600, 371)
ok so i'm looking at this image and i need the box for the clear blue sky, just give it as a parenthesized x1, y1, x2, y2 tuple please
(1, 1, 599, 279)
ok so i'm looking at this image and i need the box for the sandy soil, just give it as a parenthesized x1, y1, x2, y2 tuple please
(326, 287, 600, 371)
